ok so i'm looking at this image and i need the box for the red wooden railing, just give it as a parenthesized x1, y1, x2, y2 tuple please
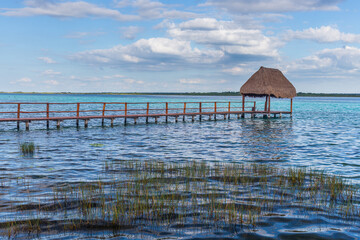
(0, 101, 256, 121)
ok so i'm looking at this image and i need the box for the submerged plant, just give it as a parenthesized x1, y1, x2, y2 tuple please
(20, 142, 36, 155)
(1, 160, 360, 238)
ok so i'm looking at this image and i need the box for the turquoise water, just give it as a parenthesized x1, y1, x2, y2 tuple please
(0, 93, 360, 239)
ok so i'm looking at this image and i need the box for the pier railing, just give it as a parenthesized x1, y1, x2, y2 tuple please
(0, 101, 256, 120)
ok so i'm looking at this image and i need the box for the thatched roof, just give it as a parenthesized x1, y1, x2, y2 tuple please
(240, 66, 296, 98)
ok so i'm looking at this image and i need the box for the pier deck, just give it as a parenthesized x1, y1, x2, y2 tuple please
(0, 101, 292, 130)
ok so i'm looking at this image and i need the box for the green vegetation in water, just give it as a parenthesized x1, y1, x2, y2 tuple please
(1, 161, 359, 238)
(19, 142, 36, 155)
(90, 143, 104, 147)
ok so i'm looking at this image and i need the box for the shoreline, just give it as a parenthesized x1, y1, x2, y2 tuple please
(1, 91, 360, 97)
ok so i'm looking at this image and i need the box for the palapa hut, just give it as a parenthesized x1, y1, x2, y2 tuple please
(240, 66, 296, 114)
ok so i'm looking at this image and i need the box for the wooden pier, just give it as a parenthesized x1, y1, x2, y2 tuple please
(0, 101, 292, 130)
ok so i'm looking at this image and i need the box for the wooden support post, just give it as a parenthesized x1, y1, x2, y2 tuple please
(264, 96, 268, 111)
(224, 114, 226, 120)
(102, 103, 106, 127)
(84, 119, 88, 128)
(191, 115, 195, 122)
(165, 102, 168, 123)
(46, 103, 49, 129)
(155, 117, 158, 124)
(134, 118, 137, 124)
(263, 96, 268, 118)
(57, 120, 61, 129)
(199, 102, 202, 121)
(214, 114, 217, 121)
(124, 103, 127, 125)
(25, 121, 29, 131)
(214, 102, 217, 113)
(124, 118, 127, 125)
(268, 95, 271, 113)
(183, 103, 186, 121)
(241, 95, 245, 118)
(76, 103, 80, 128)
(175, 116, 178, 123)
(111, 118, 114, 127)
(237, 114, 240, 119)
(209, 115, 212, 120)
(290, 98, 293, 117)
(146, 102, 149, 123)
(17, 103, 20, 130)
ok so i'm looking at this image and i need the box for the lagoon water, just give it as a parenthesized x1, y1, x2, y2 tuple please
(1, 93, 360, 239)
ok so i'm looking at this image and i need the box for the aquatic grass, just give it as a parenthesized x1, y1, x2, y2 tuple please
(90, 143, 104, 147)
(1, 161, 360, 238)
(19, 142, 36, 155)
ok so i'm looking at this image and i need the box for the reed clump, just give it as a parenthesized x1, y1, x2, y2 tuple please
(19, 142, 36, 155)
(2, 161, 360, 238)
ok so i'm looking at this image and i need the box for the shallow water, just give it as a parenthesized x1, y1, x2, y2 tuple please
(0, 93, 360, 239)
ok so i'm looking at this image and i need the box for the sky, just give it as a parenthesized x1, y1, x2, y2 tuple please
(1, 0, 360, 93)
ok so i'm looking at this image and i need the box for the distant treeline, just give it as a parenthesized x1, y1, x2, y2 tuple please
(1, 91, 360, 97)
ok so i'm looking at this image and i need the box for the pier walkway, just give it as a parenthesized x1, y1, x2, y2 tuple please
(0, 101, 292, 130)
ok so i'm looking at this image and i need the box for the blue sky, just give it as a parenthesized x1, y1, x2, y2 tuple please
(1, 0, 360, 93)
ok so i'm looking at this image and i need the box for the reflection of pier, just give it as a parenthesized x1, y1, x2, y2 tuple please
(0, 101, 292, 130)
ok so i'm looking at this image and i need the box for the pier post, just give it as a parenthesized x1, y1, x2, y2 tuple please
(46, 103, 50, 129)
(237, 114, 240, 119)
(192, 115, 195, 122)
(17, 103, 21, 130)
(165, 102, 168, 123)
(223, 114, 226, 120)
(199, 103, 202, 121)
(134, 118, 137, 124)
(25, 121, 29, 131)
(124, 103, 128, 125)
(102, 103, 106, 127)
(76, 103, 80, 128)
(209, 115, 212, 121)
(183, 103, 186, 122)
(146, 102, 149, 123)
(57, 120, 61, 129)
(155, 117, 158, 124)
(175, 116, 178, 123)
(84, 119, 88, 128)
(214, 114, 217, 121)
(111, 118, 114, 127)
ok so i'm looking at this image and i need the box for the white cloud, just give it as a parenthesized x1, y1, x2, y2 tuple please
(286, 46, 360, 73)
(42, 69, 61, 76)
(121, 26, 142, 40)
(38, 56, 56, 64)
(179, 78, 204, 84)
(285, 26, 360, 43)
(64, 31, 105, 39)
(222, 66, 250, 75)
(72, 37, 224, 69)
(116, 0, 198, 19)
(167, 18, 281, 58)
(0, 0, 139, 21)
(43, 80, 59, 85)
(17, 77, 32, 83)
(203, 0, 342, 13)
(103, 74, 125, 79)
